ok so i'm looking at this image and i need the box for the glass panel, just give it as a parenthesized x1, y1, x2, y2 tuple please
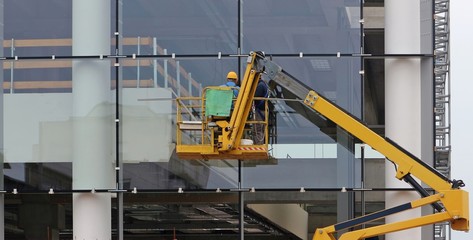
(119, 57, 239, 92)
(122, 192, 310, 238)
(123, 161, 239, 190)
(119, 55, 361, 189)
(3, 59, 116, 191)
(242, 158, 360, 189)
(241, 56, 361, 188)
(243, 0, 361, 54)
(3, 0, 119, 57)
(3, 60, 72, 93)
(4, 1, 72, 56)
(4, 163, 72, 191)
(261, 56, 362, 143)
(5, 194, 72, 239)
(121, 58, 240, 190)
(122, 0, 238, 55)
(0, 1, 392, 239)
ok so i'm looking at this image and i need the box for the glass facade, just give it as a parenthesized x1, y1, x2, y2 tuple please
(0, 1, 436, 239)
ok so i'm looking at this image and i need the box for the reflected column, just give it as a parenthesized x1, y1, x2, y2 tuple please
(72, 0, 114, 239)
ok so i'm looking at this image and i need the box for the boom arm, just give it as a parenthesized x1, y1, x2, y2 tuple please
(177, 51, 468, 237)
(258, 55, 469, 239)
(217, 51, 265, 151)
(304, 90, 468, 239)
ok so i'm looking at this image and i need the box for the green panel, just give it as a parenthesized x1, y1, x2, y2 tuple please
(205, 88, 233, 117)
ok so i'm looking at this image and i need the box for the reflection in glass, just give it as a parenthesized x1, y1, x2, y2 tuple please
(122, 0, 238, 55)
(5, 1, 72, 56)
(243, 0, 360, 54)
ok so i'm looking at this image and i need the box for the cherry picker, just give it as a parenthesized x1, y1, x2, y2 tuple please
(176, 51, 469, 239)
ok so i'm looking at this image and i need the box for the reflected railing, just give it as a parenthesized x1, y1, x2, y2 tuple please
(3, 37, 202, 97)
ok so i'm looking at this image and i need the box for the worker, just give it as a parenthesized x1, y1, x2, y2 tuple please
(252, 78, 269, 144)
(223, 71, 239, 98)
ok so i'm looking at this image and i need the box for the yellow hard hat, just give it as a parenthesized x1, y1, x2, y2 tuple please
(227, 71, 238, 80)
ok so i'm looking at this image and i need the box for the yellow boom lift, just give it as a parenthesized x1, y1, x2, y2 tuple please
(176, 51, 469, 239)
(176, 51, 269, 160)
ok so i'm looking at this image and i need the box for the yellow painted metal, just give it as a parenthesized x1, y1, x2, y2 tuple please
(221, 53, 262, 151)
(338, 212, 452, 240)
(312, 226, 336, 240)
(304, 90, 452, 191)
(314, 191, 468, 239)
(175, 52, 269, 160)
(304, 89, 469, 239)
(175, 53, 469, 238)
(176, 144, 268, 160)
(442, 189, 470, 231)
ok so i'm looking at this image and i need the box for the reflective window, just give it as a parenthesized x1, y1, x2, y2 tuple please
(5, 1, 72, 56)
(0, 0, 386, 239)
(242, 0, 361, 54)
(3, 1, 363, 190)
(122, 0, 238, 55)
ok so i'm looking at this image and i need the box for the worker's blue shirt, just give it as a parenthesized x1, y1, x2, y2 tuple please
(222, 81, 239, 97)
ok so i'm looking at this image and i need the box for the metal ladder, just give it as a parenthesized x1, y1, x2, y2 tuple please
(433, 0, 451, 240)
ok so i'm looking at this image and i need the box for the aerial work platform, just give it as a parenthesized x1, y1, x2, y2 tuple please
(176, 52, 270, 160)
(175, 51, 469, 240)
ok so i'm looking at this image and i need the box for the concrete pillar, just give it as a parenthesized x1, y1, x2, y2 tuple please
(72, 0, 114, 239)
(385, 0, 422, 239)
(0, 0, 4, 239)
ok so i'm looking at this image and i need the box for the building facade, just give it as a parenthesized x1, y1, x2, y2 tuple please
(0, 0, 448, 239)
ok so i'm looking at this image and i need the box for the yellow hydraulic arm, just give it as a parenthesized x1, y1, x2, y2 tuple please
(258, 55, 469, 239)
(216, 51, 265, 151)
(303, 90, 469, 240)
(177, 51, 469, 237)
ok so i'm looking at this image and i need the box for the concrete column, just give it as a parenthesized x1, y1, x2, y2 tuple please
(0, 0, 4, 239)
(72, 1, 114, 239)
(385, 1, 422, 239)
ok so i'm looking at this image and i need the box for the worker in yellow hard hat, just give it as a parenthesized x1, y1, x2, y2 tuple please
(226, 71, 238, 83)
(223, 71, 239, 97)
